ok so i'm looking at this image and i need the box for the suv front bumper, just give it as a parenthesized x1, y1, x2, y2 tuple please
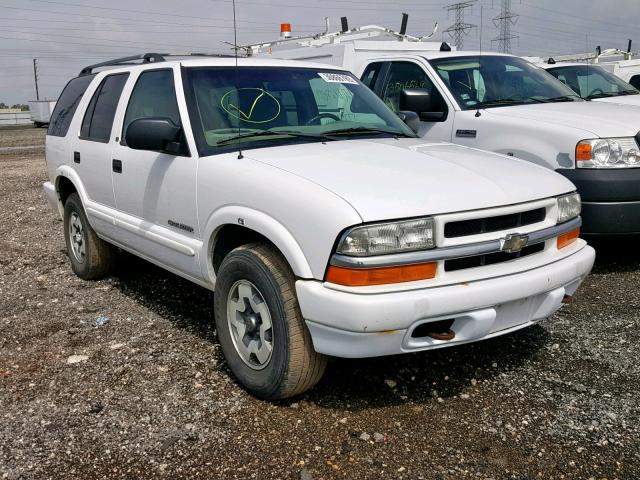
(296, 241, 595, 358)
(557, 168, 640, 234)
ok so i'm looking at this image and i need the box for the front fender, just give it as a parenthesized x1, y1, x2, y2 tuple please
(490, 136, 573, 170)
(201, 205, 314, 283)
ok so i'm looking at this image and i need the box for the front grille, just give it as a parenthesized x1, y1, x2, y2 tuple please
(444, 207, 546, 238)
(444, 242, 545, 272)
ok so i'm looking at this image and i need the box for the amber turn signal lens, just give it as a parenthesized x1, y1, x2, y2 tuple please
(576, 143, 592, 162)
(557, 227, 580, 249)
(326, 262, 437, 286)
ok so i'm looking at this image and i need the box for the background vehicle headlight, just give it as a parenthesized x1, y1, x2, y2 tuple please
(336, 218, 435, 257)
(576, 137, 640, 168)
(557, 193, 581, 223)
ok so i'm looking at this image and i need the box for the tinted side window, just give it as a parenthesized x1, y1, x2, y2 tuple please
(381, 62, 444, 112)
(48, 74, 95, 137)
(123, 69, 181, 142)
(629, 75, 640, 90)
(361, 63, 383, 90)
(80, 73, 129, 142)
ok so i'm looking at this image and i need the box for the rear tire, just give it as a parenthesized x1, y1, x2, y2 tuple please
(214, 242, 326, 400)
(63, 193, 116, 280)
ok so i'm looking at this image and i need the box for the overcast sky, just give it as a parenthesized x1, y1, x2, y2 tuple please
(1, 0, 639, 104)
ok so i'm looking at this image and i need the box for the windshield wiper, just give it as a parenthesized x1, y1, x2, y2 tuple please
(323, 126, 410, 137)
(216, 130, 335, 146)
(618, 89, 640, 96)
(586, 92, 618, 100)
(544, 94, 582, 102)
(475, 97, 549, 108)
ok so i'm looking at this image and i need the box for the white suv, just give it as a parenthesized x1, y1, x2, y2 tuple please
(44, 54, 595, 399)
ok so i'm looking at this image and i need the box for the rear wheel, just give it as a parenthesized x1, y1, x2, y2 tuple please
(214, 242, 326, 400)
(63, 193, 115, 280)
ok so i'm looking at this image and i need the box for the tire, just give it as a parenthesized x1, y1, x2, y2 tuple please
(63, 192, 116, 280)
(214, 242, 326, 400)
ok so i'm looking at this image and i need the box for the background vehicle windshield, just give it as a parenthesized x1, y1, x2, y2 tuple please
(546, 65, 639, 99)
(430, 55, 581, 110)
(184, 67, 414, 155)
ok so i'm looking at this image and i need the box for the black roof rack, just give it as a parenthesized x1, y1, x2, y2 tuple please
(80, 53, 166, 75)
(79, 52, 236, 76)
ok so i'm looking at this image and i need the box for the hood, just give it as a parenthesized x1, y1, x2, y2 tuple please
(484, 101, 640, 137)
(244, 138, 575, 222)
(594, 94, 640, 107)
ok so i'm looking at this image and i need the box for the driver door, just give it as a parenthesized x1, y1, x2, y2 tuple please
(110, 67, 201, 278)
(364, 60, 455, 141)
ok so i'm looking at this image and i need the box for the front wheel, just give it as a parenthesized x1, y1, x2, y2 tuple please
(214, 243, 326, 400)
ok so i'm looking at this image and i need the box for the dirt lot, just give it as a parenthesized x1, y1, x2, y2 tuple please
(1, 127, 638, 480)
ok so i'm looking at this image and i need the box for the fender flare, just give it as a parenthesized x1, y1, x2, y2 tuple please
(201, 205, 314, 282)
(53, 166, 89, 215)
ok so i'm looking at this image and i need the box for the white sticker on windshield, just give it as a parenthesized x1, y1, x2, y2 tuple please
(318, 72, 358, 84)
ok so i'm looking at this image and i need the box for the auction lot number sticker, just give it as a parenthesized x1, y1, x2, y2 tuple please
(318, 72, 358, 84)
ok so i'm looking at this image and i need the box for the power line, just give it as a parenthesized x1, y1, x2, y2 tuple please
(492, 0, 519, 53)
(443, 1, 477, 50)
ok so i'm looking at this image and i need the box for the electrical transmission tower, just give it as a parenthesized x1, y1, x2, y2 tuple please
(492, 0, 519, 53)
(443, 1, 477, 50)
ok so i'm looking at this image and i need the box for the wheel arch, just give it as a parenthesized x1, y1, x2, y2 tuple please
(202, 206, 314, 284)
(54, 166, 89, 205)
(51, 167, 88, 217)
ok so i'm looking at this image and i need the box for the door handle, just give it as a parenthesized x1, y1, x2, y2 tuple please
(112, 159, 122, 174)
(73, 151, 80, 164)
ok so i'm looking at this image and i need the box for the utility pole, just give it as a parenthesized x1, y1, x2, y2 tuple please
(492, 0, 519, 53)
(443, 1, 477, 50)
(33, 58, 40, 101)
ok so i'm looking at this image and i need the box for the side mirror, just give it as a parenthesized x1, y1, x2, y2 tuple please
(399, 88, 446, 122)
(125, 117, 186, 155)
(396, 111, 420, 134)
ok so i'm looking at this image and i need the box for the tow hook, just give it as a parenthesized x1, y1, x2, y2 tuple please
(427, 329, 456, 341)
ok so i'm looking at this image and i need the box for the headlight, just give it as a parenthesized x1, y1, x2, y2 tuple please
(557, 192, 581, 223)
(336, 218, 435, 257)
(576, 137, 640, 168)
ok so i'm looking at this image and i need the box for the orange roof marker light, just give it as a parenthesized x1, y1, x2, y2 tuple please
(280, 23, 292, 39)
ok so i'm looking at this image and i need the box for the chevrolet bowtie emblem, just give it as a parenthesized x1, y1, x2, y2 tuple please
(502, 233, 529, 253)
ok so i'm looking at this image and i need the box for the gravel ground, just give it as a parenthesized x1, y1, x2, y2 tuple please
(1, 127, 638, 480)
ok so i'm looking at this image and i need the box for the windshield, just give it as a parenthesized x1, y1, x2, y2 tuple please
(546, 65, 639, 99)
(183, 67, 415, 156)
(429, 55, 582, 109)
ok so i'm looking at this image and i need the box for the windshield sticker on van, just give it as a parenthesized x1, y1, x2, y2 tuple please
(220, 88, 281, 124)
(318, 73, 358, 84)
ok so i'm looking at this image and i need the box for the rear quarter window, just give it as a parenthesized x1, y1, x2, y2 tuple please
(80, 73, 129, 142)
(48, 74, 96, 137)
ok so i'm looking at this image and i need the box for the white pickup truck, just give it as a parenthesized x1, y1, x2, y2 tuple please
(538, 62, 640, 106)
(255, 29, 640, 235)
(44, 54, 593, 399)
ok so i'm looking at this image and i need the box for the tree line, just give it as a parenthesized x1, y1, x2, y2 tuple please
(0, 103, 30, 111)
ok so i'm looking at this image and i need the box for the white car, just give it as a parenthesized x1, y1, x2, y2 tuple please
(259, 35, 640, 235)
(539, 62, 640, 106)
(43, 54, 594, 399)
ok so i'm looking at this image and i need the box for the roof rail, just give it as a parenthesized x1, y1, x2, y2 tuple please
(79, 52, 236, 76)
(80, 53, 166, 76)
